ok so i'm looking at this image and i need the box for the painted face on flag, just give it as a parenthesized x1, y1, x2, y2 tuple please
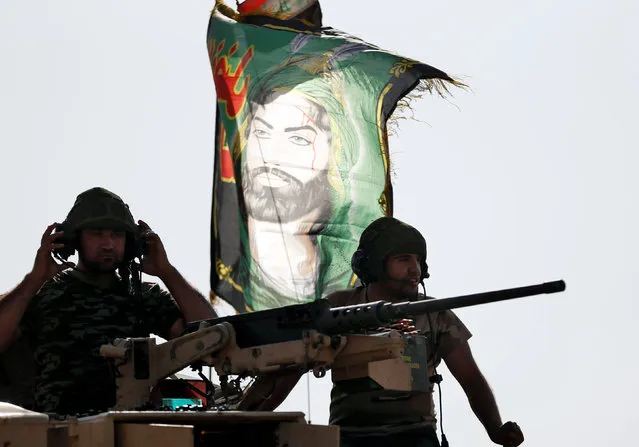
(209, 13, 458, 312)
(242, 90, 333, 224)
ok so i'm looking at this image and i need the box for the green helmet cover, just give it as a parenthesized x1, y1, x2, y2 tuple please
(359, 216, 427, 281)
(64, 187, 137, 234)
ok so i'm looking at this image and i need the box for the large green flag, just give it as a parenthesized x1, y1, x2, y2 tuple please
(209, 1, 459, 312)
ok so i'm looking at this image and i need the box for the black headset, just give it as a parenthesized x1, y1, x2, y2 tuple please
(351, 218, 429, 285)
(53, 203, 146, 263)
(53, 224, 146, 262)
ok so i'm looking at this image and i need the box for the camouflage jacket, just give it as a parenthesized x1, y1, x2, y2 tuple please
(0, 335, 36, 409)
(326, 287, 472, 431)
(19, 269, 183, 415)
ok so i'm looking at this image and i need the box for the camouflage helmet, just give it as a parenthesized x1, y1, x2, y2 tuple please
(351, 216, 429, 284)
(54, 187, 140, 261)
(63, 187, 137, 234)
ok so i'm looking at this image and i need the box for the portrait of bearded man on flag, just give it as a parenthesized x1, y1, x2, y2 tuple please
(208, 2, 459, 313)
(238, 46, 373, 310)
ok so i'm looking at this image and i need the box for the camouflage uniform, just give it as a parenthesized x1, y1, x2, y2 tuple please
(327, 287, 472, 447)
(0, 335, 36, 409)
(19, 269, 182, 415)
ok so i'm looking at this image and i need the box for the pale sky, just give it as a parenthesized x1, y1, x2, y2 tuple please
(1, 1, 637, 446)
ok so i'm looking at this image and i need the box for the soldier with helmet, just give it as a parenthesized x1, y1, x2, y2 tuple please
(0, 187, 216, 415)
(246, 216, 524, 447)
(327, 216, 524, 447)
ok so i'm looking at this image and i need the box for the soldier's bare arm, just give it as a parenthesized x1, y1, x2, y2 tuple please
(136, 220, 216, 335)
(0, 223, 68, 351)
(238, 370, 304, 411)
(157, 265, 216, 334)
(444, 342, 524, 446)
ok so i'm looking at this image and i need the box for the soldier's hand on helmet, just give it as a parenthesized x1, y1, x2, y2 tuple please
(30, 223, 73, 285)
(488, 421, 524, 447)
(137, 220, 172, 278)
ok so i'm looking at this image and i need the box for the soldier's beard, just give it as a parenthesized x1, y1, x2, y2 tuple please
(78, 253, 124, 274)
(243, 166, 333, 223)
(380, 279, 420, 302)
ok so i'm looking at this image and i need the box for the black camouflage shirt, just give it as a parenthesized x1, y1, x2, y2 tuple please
(20, 269, 183, 415)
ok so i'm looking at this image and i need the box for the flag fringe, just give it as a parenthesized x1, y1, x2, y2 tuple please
(386, 77, 469, 178)
(388, 77, 468, 136)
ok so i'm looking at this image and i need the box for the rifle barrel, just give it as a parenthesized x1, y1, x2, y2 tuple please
(391, 279, 566, 317)
(320, 280, 566, 333)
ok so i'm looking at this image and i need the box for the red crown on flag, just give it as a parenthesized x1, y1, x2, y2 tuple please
(237, 0, 268, 14)
(237, 0, 318, 18)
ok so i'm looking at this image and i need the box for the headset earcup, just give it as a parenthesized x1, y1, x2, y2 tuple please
(125, 231, 146, 262)
(53, 223, 76, 260)
(421, 259, 430, 280)
(124, 233, 135, 262)
(351, 249, 370, 284)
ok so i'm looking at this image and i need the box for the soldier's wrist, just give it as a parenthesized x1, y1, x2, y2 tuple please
(486, 421, 503, 439)
(157, 263, 177, 282)
(24, 272, 47, 293)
